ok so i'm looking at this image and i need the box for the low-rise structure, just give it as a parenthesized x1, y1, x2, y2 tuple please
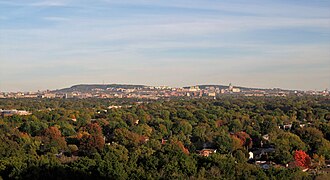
(197, 149, 217, 157)
(0, 109, 32, 117)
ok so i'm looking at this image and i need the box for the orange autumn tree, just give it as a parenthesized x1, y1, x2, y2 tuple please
(294, 150, 311, 168)
(79, 132, 105, 153)
(174, 140, 190, 155)
(79, 123, 105, 154)
(233, 132, 253, 148)
(82, 123, 103, 136)
(42, 126, 67, 152)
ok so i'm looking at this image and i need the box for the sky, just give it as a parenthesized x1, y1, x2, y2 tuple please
(0, 0, 330, 92)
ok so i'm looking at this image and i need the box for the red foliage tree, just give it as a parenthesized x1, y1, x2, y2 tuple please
(233, 132, 253, 148)
(42, 126, 67, 151)
(82, 123, 103, 136)
(79, 123, 105, 153)
(294, 150, 311, 168)
(79, 133, 105, 152)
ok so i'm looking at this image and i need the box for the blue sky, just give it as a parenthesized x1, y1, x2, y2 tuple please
(0, 0, 329, 91)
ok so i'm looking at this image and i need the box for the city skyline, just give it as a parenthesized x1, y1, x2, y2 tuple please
(1, 0, 330, 92)
(0, 82, 327, 93)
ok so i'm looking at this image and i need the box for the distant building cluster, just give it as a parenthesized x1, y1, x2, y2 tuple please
(0, 91, 63, 99)
(0, 109, 31, 117)
(0, 84, 329, 99)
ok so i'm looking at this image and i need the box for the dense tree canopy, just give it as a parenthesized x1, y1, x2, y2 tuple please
(0, 96, 329, 179)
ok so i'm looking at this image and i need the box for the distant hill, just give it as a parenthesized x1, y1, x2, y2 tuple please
(53, 84, 148, 93)
(196, 85, 275, 91)
(185, 85, 228, 89)
(53, 84, 293, 93)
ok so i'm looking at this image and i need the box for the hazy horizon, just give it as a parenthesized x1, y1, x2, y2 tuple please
(1, 0, 330, 92)
(0, 82, 326, 93)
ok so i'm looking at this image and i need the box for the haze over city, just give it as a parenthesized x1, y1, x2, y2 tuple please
(1, 0, 330, 92)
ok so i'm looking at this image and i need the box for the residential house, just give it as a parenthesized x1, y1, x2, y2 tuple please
(197, 149, 217, 157)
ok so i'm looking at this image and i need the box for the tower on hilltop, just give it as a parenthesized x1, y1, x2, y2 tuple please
(229, 83, 233, 91)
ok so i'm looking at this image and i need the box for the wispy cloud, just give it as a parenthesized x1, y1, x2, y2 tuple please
(99, 0, 330, 18)
(42, 16, 70, 21)
(0, 0, 329, 91)
(30, 1, 67, 7)
(0, 0, 68, 7)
